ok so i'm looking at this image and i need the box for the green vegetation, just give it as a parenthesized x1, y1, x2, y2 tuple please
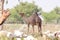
(42, 7, 60, 23)
(5, 2, 60, 24)
(6, 2, 41, 23)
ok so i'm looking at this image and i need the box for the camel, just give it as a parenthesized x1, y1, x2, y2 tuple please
(19, 12, 42, 36)
(0, 9, 10, 30)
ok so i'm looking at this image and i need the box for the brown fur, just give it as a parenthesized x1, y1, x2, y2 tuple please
(0, 9, 10, 30)
(19, 12, 42, 36)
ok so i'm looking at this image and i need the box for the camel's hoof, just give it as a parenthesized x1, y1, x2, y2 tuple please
(40, 33, 43, 37)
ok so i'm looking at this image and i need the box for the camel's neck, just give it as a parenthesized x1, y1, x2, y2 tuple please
(1, 16, 7, 20)
(22, 16, 28, 22)
(0, 16, 7, 25)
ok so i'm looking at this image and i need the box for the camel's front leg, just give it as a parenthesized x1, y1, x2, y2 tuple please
(38, 24, 43, 36)
(32, 25, 34, 35)
(28, 24, 29, 33)
(32, 25, 34, 33)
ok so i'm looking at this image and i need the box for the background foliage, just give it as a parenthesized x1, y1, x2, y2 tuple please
(5, 2, 60, 24)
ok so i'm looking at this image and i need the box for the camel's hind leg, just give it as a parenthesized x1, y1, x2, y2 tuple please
(28, 24, 29, 33)
(38, 22, 43, 36)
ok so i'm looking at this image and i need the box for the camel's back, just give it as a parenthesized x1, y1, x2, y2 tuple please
(28, 13, 41, 24)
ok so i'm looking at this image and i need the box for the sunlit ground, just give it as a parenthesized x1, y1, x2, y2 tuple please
(1, 23, 60, 40)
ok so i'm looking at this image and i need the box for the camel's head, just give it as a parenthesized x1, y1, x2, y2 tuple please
(19, 12, 25, 17)
(2, 9, 11, 18)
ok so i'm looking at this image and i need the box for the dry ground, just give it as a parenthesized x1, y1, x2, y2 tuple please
(2, 23, 60, 40)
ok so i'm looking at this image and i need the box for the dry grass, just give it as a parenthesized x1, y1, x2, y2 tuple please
(2, 23, 60, 40)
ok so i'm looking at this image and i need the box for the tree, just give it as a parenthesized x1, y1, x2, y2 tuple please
(42, 10, 59, 24)
(54, 7, 60, 24)
(15, 2, 40, 16)
(6, 2, 41, 23)
(42, 7, 60, 24)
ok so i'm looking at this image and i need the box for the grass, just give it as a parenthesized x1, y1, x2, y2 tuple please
(1, 23, 60, 40)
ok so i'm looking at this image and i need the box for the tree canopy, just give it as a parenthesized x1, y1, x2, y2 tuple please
(5, 2, 60, 24)
(6, 2, 41, 23)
